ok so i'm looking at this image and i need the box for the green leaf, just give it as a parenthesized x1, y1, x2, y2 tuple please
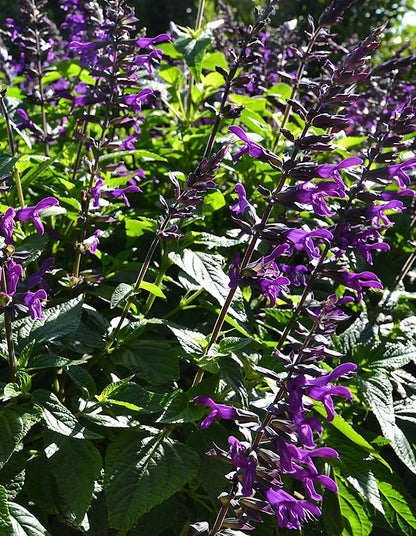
(166, 323, 205, 356)
(105, 430, 199, 532)
(201, 51, 228, 71)
(0, 409, 34, 470)
(110, 283, 135, 309)
(99, 149, 167, 163)
(26, 353, 88, 370)
(14, 295, 84, 350)
(33, 389, 101, 439)
(220, 356, 248, 407)
(0, 155, 21, 177)
(203, 190, 226, 213)
(368, 342, 416, 370)
(17, 234, 49, 267)
(169, 249, 247, 322)
(46, 432, 102, 525)
(174, 34, 211, 82)
(0, 450, 25, 501)
(157, 391, 205, 424)
(314, 404, 388, 466)
(14, 152, 62, 201)
(65, 366, 97, 398)
(336, 475, 372, 536)
(8, 502, 51, 536)
(375, 465, 416, 534)
(192, 232, 241, 250)
(138, 281, 166, 299)
(116, 341, 179, 383)
(0, 485, 13, 535)
(360, 374, 416, 473)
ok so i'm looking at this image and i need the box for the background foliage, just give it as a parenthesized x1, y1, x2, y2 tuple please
(0, 0, 415, 535)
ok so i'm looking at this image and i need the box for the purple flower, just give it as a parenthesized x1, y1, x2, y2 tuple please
(258, 276, 290, 307)
(228, 252, 241, 289)
(124, 88, 153, 113)
(229, 125, 266, 164)
(284, 228, 333, 259)
(281, 264, 308, 287)
(23, 289, 48, 319)
(106, 180, 142, 207)
(228, 436, 257, 496)
(1, 208, 16, 246)
(25, 258, 54, 291)
(316, 157, 363, 180)
(334, 269, 383, 300)
(289, 363, 357, 423)
(91, 178, 103, 207)
(194, 396, 238, 429)
(264, 487, 321, 530)
(17, 198, 60, 235)
(278, 179, 345, 217)
(365, 200, 404, 226)
(384, 158, 416, 188)
(289, 465, 338, 501)
(7, 261, 24, 296)
(230, 183, 258, 223)
(84, 229, 102, 255)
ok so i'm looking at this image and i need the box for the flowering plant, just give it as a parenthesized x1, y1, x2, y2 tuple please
(0, 0, 415, 535)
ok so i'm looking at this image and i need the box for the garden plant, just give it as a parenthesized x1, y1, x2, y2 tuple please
(0, 0, 415, 534)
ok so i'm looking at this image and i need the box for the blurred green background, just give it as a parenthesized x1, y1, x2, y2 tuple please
(0, 0, 414, 42)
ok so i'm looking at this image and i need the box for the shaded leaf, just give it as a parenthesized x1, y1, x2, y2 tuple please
(105, 430, 199, 532)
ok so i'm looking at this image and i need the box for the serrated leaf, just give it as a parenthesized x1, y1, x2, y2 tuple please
(369, 342, 416, 370)
(337, 313, 375, 355)
(394, 395, 416, 423)
(0, 409, 31, 470)
(0, 450, 25, 500)
(105, 430, 199, 532)
(376, 469, 416, 533)
(111, 283, 135, 309)
(8, 502, 51, 536)
(14, 295, 83, 350)
(192, 232, 242, 250)
(169, 249, 246, 322)
(26, 353, 88, 370)
(167, 323, 205, 356)
(314, 404, 388, 466)
(46, 432, 102, 525)
(109, 384, 176, 414)
(116, 341, 179, 383)
(0, 155, 21, 177)
(360, 373, 395, 436)
(16, 152, 62, 199)
(336, 476, 372, 536)
(33, 389, 101, 439)
(174, 34, 211, 82)
(157, 391, 205, 424)
(65, 366, 97, 398)
(0, 485, 13, 535)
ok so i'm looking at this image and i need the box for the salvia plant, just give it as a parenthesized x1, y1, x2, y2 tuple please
(0, 0, 415, 534)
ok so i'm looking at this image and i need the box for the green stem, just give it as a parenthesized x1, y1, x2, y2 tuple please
(0, 95, 25, 209)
